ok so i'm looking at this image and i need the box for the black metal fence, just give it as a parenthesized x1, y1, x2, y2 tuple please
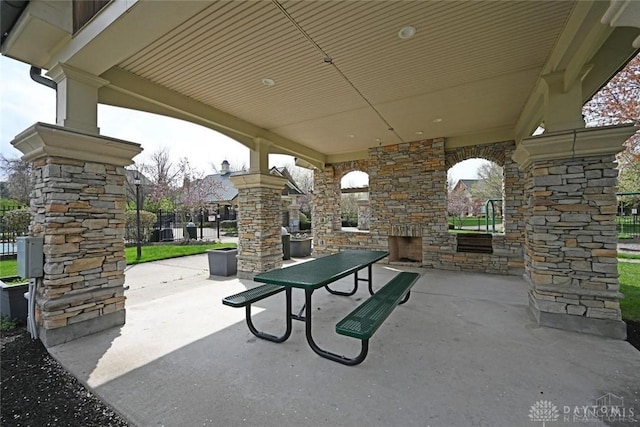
(617, 214, 640, 239)
(124, 207, 238, 244)
(0, 202, 28, 258)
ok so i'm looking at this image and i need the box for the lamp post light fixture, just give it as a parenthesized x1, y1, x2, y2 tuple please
(134, 174, 142, 260)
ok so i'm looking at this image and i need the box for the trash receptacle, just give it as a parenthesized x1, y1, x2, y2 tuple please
(160, 228, 174, 241)
(186, 222, 197, 239)
(281, 226, 290, 260)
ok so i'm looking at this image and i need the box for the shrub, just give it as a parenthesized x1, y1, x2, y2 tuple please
(299, 213, 311, 230)
(125, 210, 157, 242)
(220, 220, 237, 230)
(0, 316, 17, 331)
(3, 208, 31, 236)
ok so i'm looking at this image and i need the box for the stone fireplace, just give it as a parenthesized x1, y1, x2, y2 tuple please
(389, 236, 422, 263)
(388, 225, 422, 263)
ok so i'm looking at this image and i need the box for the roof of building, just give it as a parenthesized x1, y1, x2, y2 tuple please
(191, 165, 304, 204)
(458, 179, 478, 189)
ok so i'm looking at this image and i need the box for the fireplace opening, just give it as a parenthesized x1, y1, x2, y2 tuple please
(389, 236, 422, 263)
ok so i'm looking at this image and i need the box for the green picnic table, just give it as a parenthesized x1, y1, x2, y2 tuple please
(222, 250, 420, 365)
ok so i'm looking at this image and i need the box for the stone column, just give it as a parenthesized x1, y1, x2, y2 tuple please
(501, 148, 526, 274)
(312, 165, 341, 253)
(11, 123, 141, 347)
(287, 200, 301, 233)
(513, 124, 637, 339)
(230, 173, 287, 279)
(357, 199, 370, 230)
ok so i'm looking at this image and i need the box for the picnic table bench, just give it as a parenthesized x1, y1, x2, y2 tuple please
(221, 250, 420, 365)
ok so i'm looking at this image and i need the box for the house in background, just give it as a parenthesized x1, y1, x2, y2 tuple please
(450, 179, 481, 216)
(191, 160, 305, 226)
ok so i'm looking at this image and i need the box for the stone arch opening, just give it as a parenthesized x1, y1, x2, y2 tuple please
(447, 158, 504, 232)
(340, 171, 369, 232)
(443, 140, 525, 273)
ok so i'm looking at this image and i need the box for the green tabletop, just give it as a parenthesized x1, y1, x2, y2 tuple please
(253, 250, 389, 290)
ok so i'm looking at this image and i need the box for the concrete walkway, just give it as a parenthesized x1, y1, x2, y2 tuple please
(48, 255, 640, 427)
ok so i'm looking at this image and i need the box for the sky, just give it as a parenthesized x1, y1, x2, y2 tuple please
(0, 56, 483, 183)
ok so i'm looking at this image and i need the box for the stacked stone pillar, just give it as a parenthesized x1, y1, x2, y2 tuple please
(501, 147, 526, 273)
(12, 123, 141, 346)
(230, 173, 287, 279)
(287, 200, 301, 232)
(513, 124, 636, 339)
(357, 199, 370, 230)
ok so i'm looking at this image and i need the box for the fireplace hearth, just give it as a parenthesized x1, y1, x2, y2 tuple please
(389, 236, 422, 264)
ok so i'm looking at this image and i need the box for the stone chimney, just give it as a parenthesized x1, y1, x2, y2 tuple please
(221, 160, 230, 174)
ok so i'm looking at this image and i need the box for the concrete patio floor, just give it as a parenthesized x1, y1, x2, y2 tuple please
(48, 254, 640, 427)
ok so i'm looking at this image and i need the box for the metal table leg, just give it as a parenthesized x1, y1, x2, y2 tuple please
(303, 289, 369, 366)
(245, 288, 293, 343)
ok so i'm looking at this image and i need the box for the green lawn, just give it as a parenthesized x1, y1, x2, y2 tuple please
(0, 259, 17, 278)
(125, 243, 236, 264)
(619, 262, 640, 322)
(448, 216, 503, 228)
(447, 229, 499, 234)
(0, 243, 236, 278)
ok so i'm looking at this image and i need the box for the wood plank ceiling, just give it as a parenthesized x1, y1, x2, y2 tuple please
(118, 1, 576, 157)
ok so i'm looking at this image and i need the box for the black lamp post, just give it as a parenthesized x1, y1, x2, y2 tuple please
(134, 174, 142, 260)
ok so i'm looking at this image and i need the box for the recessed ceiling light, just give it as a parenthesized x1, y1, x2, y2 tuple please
(398, 26, 416, 40)
(416, 130, 424, 135)
(347, 134, 355, 138)
(433, 118, 443, 123)
(375, 138, 382, 143)
(262, 78, 275, 86)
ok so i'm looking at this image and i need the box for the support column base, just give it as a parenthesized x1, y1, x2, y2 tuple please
(237, 253, 282, 279)
(39, 310, 125, 347)
(529, 303, 626, 340)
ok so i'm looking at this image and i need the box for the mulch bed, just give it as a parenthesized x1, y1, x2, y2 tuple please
(1, 327, 130, 427)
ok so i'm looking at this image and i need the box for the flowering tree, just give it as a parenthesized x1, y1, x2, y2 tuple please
(583, 54, 640, 208)
(447, 178, 469, 229)
(470, 162, 503, 215)
(583, 54, 639, 160)
(139, 148, 183, 212)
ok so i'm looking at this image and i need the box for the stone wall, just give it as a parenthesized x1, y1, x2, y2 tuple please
(313, 139, 525, 275)
(30, 157, 128, 345)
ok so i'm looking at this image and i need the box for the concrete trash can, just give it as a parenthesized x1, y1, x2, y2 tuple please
(281, 227, 290, 260)
(207, 248, 238, 277)
(282, 234, 291, 260)
(186, 222, 197, 239)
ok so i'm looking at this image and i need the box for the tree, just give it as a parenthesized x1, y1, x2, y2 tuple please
(470, 162, 503, 212)
(286, 162, 314, 217)
(0, 155, 33, 205)
(138, 148, 183, 211)
(180, 159, 224, 212)
(618, 161, 640, 210)
(583, 54, 640, 210)
(583, 54, 639, 163)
